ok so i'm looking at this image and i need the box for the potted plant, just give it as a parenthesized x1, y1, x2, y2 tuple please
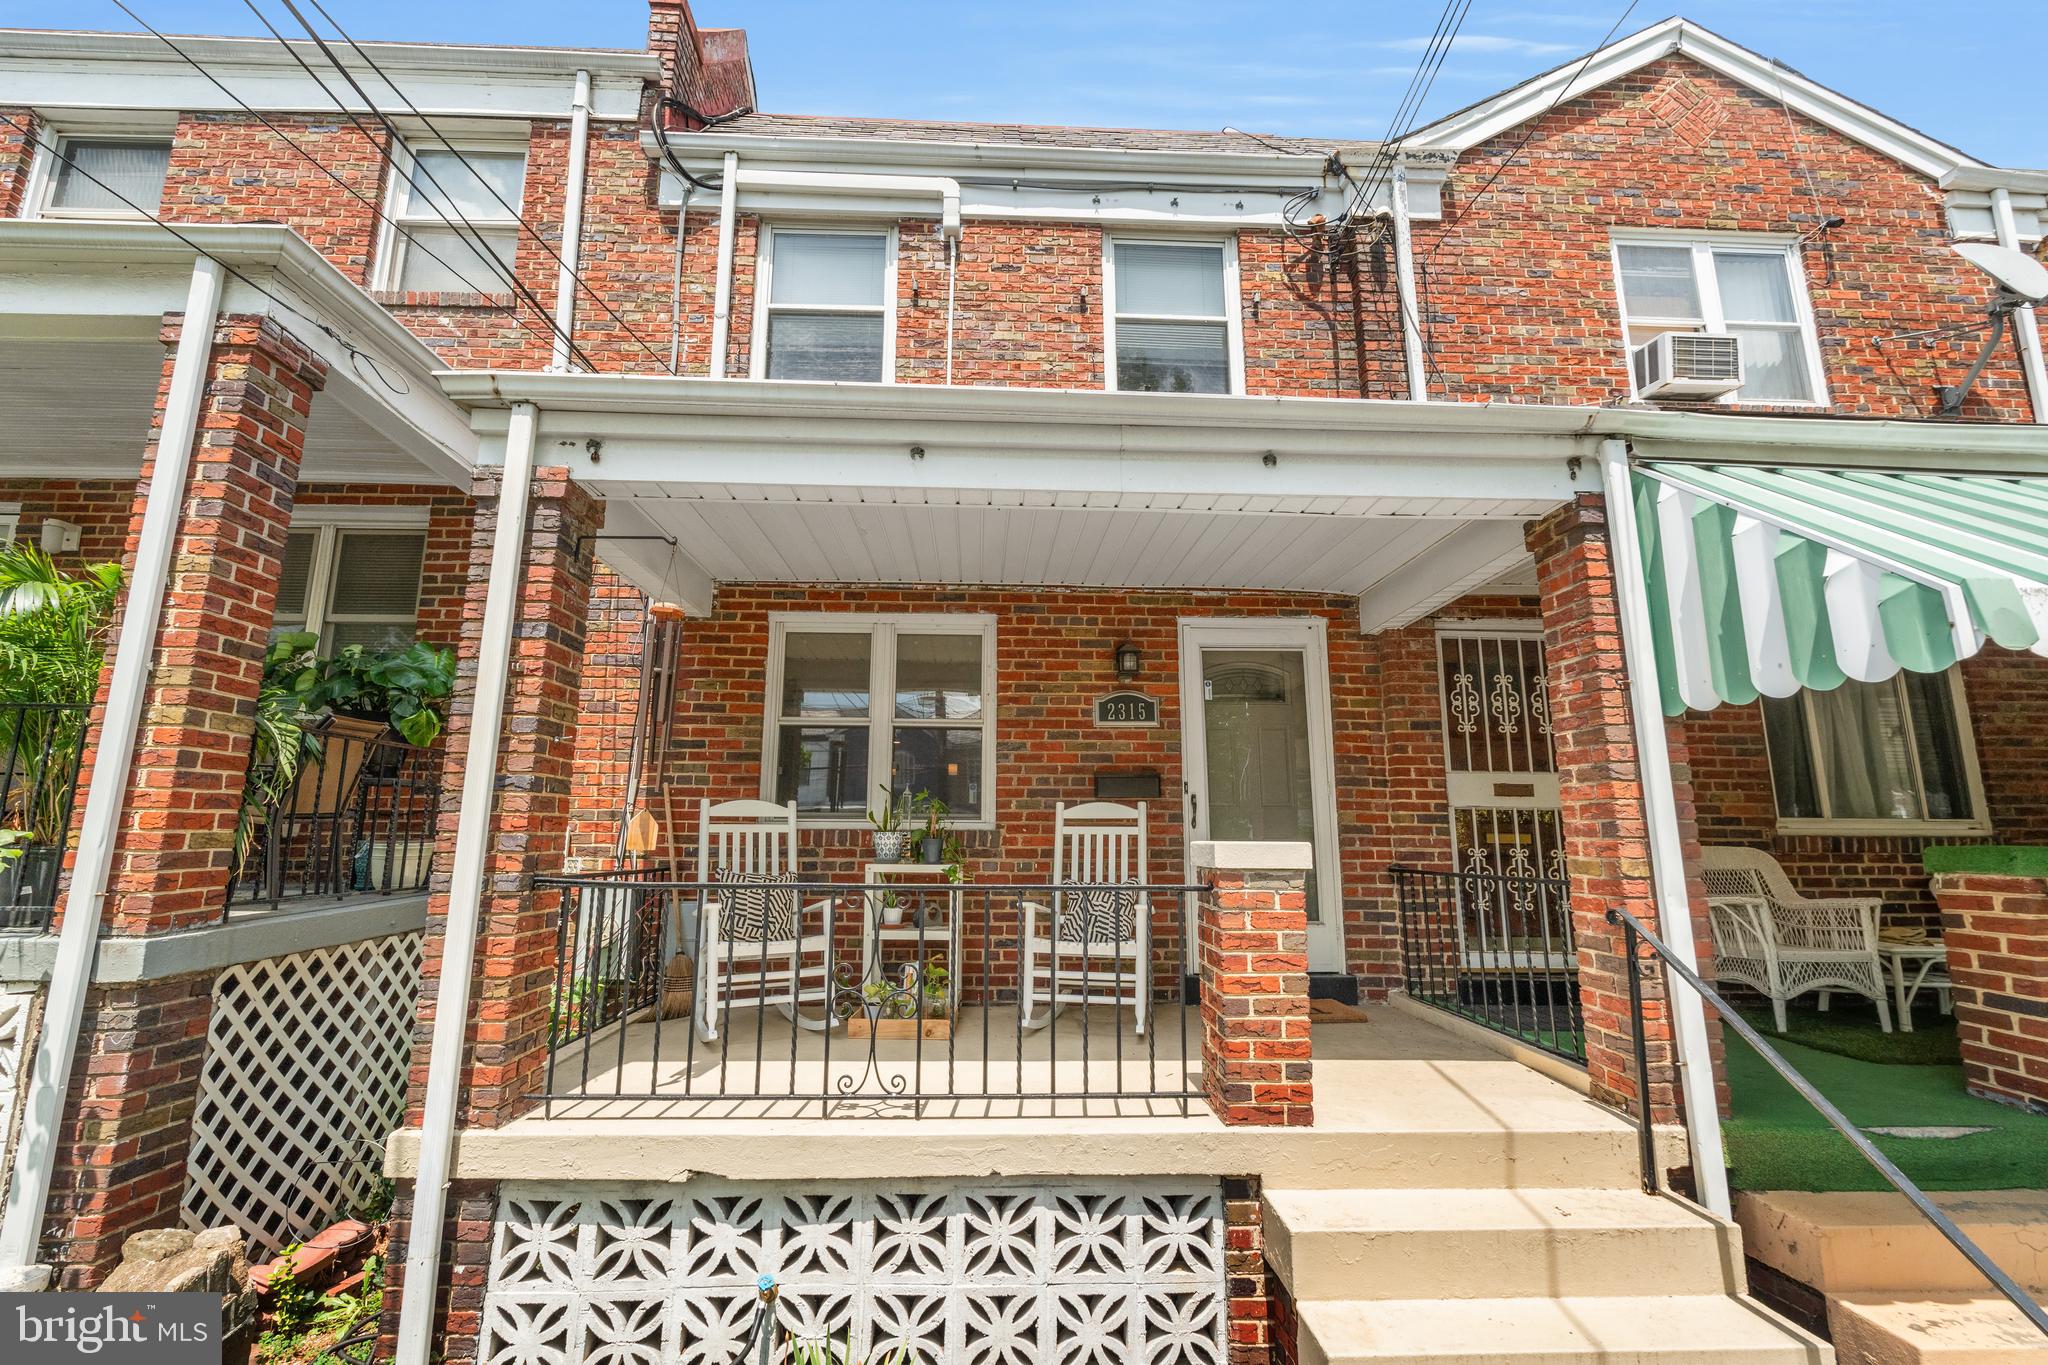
(879, 890, 905, 927)
(911, 790, 948, 864)
(865, 784, 908, 862)
(847, 955, 951, 1039)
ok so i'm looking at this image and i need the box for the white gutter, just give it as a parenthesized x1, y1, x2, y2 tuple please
(548, 69, 592, 373)
(733, 168, 962, 239)
(1990, 188, 2048, 424)
(1390, 162, 1429, 402)
(392, 402, 540, 1365)
(1597, 436, 1732, 1219)
(0, 257, 225, 1290)
(707, 151, 738, 379)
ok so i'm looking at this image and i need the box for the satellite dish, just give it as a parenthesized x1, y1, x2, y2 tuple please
(1954, 241, 2048, 304)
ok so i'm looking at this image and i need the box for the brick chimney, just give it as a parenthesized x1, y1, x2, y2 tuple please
(648, 0, 755, 128)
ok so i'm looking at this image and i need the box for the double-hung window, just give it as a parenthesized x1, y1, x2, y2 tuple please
(37, 136, 172, 218)
(755, 228, 895, 382)
(1106, 238, 1240, 393)
(765, 616, 994, 823)
(1760, 670, 1988, 832)
(274, 517, 429, 654)
(380, 144, 528, 294)
(1612, 238, 1823, 404)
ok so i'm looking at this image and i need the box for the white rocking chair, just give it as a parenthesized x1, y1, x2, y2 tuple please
(1700, 845, 1892, 1034)
(693, 798, 836, 1041)
(1020, 801, 1152, 1035)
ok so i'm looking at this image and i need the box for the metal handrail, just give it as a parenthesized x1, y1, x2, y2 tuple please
(1605, 905, 2048, 1338)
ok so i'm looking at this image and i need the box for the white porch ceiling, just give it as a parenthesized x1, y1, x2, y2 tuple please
(602, 482, 1550, 597)
(0, 337, 448, 485)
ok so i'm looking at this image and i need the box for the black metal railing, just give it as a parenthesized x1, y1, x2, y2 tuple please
(536, 873, 1204, 1116)
(226, 726, 441, 915)
(1390, 864, 1584, 1065)
(0, 701, 92, 932)
(1607, 905, 2048, 1338)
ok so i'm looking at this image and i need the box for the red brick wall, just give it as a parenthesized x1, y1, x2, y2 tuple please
(1411, 55, 2034, 421)
(292, 483, 475, 650)
(165, 114, 387, 284)
(564, 569, 653, 864)
(0, 479, 135, 566)
(1, 106, 36, 217)
(1932, 872, 2048, 1112)
(895, 220, 1105, 388)
(611, 583, 1395, 987)
(1681, 647, 2048, 926)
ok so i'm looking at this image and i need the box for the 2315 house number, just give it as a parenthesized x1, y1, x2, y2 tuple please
(1094, 691, 1160, 727)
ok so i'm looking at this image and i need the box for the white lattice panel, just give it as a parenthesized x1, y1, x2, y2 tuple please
(182, 932, 422, 1253)
(480, 1178, 1227, 1365)
(0, 986, 34, 1164)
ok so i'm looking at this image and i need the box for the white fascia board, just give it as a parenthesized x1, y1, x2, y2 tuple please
(1591, 407, 2048, 474)
(650, 129, 1331, 185)
(1405, 18, 1978, 182)
(0, 220, 477, 482)
(3, 31, 654, 122)
(1942, 167, 2048, 195)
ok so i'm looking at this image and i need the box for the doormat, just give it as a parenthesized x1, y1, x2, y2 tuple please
(1310, 998, 1370, 1023)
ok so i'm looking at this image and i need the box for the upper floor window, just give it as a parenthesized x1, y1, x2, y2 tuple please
(1106, 239, 1240, 394)
(1613, 238, 1823, 405)
(764, 616, 993, 824)
(1761, 669, 1987, 832)
(755, 228, 895, 382)
(274, 519, 428, 653)
(39, 137, 171, 218)
(380, 145, 527, 294)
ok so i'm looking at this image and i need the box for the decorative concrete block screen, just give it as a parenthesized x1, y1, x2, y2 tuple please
(182, 932, 423, 1252)
(0, 985, 32, 1161)
(480, 1178, 1227, 1364)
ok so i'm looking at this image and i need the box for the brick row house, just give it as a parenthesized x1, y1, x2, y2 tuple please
(0, 5, 2044, 1362)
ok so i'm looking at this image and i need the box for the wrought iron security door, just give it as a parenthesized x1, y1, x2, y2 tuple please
(1435, 626, 1569, 967)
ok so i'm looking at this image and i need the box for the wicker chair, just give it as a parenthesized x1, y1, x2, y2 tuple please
(1700, 846, 1891, 1033)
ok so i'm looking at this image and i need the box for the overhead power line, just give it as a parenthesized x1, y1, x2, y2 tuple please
(239, 0, 604, 373)
(106, 0, 582, 365)
(287, 0, 674, 372)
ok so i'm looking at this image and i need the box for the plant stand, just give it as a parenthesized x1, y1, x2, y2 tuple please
(846, 1016, 951, 1041)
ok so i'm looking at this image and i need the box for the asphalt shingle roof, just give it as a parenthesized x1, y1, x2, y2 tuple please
(707, 111, 1345, 156)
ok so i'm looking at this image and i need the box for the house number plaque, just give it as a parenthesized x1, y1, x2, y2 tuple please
(1094, 691, 1160, 728)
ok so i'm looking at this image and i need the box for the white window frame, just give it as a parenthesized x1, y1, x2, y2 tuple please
(748, 224, 899, 383)
(26, 130, 174, 221)
(0, 504, 19, 544)
(760, 613, 997, 829)
(371, 134, 529, 295)
(1608, 230, 1830, 408)
(1764, 669, 1991, 837)
(1103, 234, 1245, 395)
(277, 506, 431, 652)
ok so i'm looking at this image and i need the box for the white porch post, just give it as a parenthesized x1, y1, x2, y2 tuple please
(0, 258, 225, 1289)
(1597, 437, 1731, 1217)
(393, 402, 540, 1363)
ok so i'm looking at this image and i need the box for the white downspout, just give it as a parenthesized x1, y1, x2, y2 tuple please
(707, 151, 738, 379)
(393, 402, 541, 1365)
(1390, 161, 1430, 403)
(946, 234, 959, 386)
(1990, 188, 2048, 424)
(1598, 436, 1732, 1218)
(669, 186, 690, 374)
(0, 257, 226, 1290)
(549, 70, 592, 373)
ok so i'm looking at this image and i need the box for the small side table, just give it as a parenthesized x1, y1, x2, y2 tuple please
(859, 863, 964, 1012)
(1878, 941, 1951, 1034)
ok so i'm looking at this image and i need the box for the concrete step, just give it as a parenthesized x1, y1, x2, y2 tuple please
(1265, 1187, 1746, 1302)
(1736, 1191, 2048, 1296)
(1828, 1293, 2048, 1362)
(1297, 1293, 1832, 1365)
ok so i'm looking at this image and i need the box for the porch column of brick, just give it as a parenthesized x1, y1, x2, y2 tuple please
(1527, 493, 1694, 1127)
(40, 313, 325, 1286)
(1931, 864, 2048, 1112)
(410, 467, 603, 1131)
(1193, 841, 1314, 1127)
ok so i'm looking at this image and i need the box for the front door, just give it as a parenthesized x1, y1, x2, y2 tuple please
(1179, 619, 1344, 972)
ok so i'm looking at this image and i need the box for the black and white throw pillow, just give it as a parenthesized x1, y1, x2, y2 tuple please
(714, 868, 800, 943)
(1056, 880, 1140, 945)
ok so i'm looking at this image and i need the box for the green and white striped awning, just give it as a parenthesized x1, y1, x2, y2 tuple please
(1634, 463, 2048, 716)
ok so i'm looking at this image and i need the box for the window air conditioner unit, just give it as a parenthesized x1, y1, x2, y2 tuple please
(1632, 332, 1743, 398)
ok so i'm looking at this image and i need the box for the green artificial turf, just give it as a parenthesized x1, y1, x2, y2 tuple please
(1721, 1031, 2048, 1192)
(1733, 998, 1960, 1067)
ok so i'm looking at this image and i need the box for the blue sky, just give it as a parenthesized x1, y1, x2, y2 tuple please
(11, 1, 2043, 166)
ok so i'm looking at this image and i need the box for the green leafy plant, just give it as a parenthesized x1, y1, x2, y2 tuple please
(940, 833, 969, 884)
(784, 1331, 907, 1365)
(911, 789, 948, 840)
(0, 828, 26, 870)
(266, 633, 456, 748)
(865, 784, 910, 834)
(0, 545, 121, 845)
(263, 1246, 323, 1346)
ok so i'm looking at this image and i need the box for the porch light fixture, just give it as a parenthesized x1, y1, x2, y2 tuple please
(1114, 641, 1142, 679)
